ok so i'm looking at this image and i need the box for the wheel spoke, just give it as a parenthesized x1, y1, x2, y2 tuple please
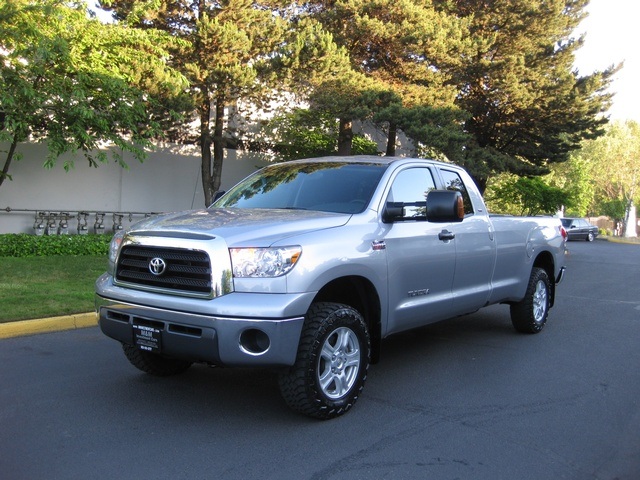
(337, 328, 351, 350)
(321, 341, 337, 361)
(344, 349, 360, 368)
(318, 366, 335, 391)
(333, 372, 349, 396)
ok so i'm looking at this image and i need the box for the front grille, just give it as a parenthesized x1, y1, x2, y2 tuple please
(115, 246, 212, 296)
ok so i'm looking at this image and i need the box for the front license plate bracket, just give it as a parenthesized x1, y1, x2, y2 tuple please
(133, 324, 162, 353)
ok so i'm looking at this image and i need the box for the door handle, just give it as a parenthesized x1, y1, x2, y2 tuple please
(438, 229, 455, 241)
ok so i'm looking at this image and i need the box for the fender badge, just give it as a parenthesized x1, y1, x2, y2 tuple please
(372, 240, 386, 251)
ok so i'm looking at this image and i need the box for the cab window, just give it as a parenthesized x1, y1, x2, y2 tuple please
(387, 168, 436, 218)
(439, 169, 474, 216)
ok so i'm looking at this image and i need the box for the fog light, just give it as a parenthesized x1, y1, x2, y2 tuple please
(239, 329, 270, 355)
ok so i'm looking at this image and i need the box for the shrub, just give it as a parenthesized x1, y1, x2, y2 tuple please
(0, 233, 112, 257)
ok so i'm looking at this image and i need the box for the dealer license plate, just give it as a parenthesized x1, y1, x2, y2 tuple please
(133, 324, 162, 353)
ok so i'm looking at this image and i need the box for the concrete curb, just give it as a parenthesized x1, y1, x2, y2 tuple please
(0, 312, 97, 339)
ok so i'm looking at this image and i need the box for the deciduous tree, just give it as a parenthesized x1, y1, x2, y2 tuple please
(485, 175, 569, 216)
(0, 0, 186, 188)
(582, 120, 640, 237)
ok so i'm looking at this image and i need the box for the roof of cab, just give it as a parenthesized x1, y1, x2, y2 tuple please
(278, 155, 458, 169)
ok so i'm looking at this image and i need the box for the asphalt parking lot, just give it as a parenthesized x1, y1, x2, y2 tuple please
(1, 240, 639, 480)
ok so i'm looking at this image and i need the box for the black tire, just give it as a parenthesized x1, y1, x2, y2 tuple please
(587, 232, 594, 242)
(278, 302, 370, 420)
(510, 267, 551, 334)
(122, 344, 192, 376)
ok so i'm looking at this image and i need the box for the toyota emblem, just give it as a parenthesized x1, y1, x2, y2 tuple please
(149, 257, 167, 276)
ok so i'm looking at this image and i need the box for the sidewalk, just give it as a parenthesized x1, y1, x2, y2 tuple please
(0, 312, 97, 339)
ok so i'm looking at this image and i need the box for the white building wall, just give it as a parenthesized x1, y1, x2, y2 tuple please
(1, 122, 414, 235)
(0, 142, 270, 234)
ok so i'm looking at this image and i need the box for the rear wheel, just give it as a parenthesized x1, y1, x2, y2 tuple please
(278, 302, 370, 419)
(510, 267, 550, 334)
(122, 344, 192, 376)
(587, 232, 595, 242)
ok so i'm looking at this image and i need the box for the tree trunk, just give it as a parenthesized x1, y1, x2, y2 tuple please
(385, 122, 397, 157)
(474, 176, 488, 196)
(211, 95, 225, 200)
(199, 94, 214, 207)
(337, 118, 353, 156)
(0, 136, 18, 189)
(623, 199, 637, 237)
(200, 92, 226, 207)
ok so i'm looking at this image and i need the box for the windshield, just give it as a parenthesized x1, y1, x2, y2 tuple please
(213, 161, 387, 214)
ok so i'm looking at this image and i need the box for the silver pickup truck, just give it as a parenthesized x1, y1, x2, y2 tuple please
(96, 156, 567, 419)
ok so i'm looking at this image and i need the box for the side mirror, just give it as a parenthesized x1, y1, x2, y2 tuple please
(208, 190, 226, 207)
(426, 190, 464, 223)
(382, 202, 405, 223)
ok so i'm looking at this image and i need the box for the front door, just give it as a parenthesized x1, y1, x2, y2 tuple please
(383, 167, 457, 334)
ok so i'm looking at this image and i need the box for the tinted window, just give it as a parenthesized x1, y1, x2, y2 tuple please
(439, 169, 474, 215)
(386, 168, 436, 218)
(214, 162, 387, 214)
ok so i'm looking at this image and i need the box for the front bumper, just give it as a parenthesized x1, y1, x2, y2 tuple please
(96, 295, 305, 367)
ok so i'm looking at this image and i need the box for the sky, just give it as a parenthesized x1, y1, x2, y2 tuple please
(573, 0, 640, 122)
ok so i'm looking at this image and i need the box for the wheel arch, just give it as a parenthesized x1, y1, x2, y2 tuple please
(312, 276, 382, 364)
(533, 250, 556, 307)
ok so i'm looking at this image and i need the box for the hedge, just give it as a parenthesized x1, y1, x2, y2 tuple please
(0, 233, 112, 257)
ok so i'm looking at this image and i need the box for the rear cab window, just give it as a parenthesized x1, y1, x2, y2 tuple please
(439, 168, 475, 216)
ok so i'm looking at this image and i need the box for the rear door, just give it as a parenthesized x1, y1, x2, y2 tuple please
(577, 219, 591, 238)
(436, 168, 497, 315)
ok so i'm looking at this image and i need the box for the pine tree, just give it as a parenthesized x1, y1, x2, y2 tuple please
(300, 0, 473, 155)
(435, 0, 617, 192)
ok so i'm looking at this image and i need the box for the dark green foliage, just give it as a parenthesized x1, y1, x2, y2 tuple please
(266, 109, 379, 160)
(0, 234, 111, 258)
(351, 135, 379, 156)
(434, 0, 616, 191)
(376, 104, 470, 158)
(599, 199, 626, 223)
(268, 110, 337, 160)
(0, 0, 187, 188)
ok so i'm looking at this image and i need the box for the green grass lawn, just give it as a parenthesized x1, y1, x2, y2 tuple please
(0, 255, 107, 322)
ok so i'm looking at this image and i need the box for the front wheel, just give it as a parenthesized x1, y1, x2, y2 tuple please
(510, 267, 551, 334)
(587, 232, 595, 242)
(278, 302, 370, 420)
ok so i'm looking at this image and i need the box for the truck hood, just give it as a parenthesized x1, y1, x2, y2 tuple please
(127, 208, 351, 246)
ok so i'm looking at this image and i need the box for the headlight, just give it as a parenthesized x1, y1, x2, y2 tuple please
(230, 246, 302, 278)
(107, 230, 126, 275)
